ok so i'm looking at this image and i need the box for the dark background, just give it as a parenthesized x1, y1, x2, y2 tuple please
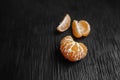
(0, 0, 120, 80)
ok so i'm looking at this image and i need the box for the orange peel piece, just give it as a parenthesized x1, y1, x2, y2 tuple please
(72, 20, 90, 38)
(57, 14, 71, 32)
(60, 36, 88, 62)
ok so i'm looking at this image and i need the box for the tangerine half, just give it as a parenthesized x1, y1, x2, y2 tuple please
(72, 20, 90, 38)
(60, 36, 88, 62)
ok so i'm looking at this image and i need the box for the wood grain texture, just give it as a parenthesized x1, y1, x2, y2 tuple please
(0, 0, 120, 80)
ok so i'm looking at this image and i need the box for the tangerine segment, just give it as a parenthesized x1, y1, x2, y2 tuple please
(72, 20, 82, 38)
(60, 36, 88, 62)
(57, 14, 71, 32)
(79, 20, 90, 36)
(72, 20, 90, 38)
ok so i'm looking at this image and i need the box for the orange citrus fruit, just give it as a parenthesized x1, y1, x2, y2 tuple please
(72, 20, 90, 38)
(60, 36, 88, 62)
(57, 14, 71, 32)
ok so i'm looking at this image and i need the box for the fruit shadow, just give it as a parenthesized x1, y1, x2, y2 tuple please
(71, 35, 87, 42)
(54, 47, 80, 67)
(54, 30, 62, 36)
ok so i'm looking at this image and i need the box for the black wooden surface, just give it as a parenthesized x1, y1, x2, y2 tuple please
(1, 0, 120, 80)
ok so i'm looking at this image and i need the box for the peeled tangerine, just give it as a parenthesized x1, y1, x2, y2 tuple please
(72, 20, 90, 38)
(60, 36, 88, 62)
(57, 14, 71, 32)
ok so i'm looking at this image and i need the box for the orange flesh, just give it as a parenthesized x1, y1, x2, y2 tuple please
(60, 36, 88, 62)
(72, 20, 90, 38)
(72, 20, 82, 38)
(57, 14, 71, 32)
